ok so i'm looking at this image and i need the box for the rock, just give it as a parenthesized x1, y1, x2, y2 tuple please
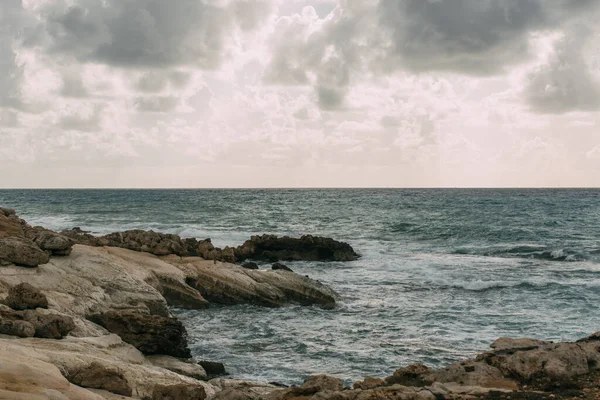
(241, 261, 259, 270)
(149, 355, 208, 380)
(490, 337, 550, 352)
(353, 376, 386, 390)
(0, 318, 36, 337)
(385, 364, 432, 386)
(30, 229, 75, 256)
(177, 258, 338, 309)
(0, 236, 49, 267)
(4, 282, 48, 310)
(210, 379, 277, 400)
(152, 383, 206, 400)
(67, 361, 133, 396)
(235, 234, 360, 262)
(0, 207, 16, 216)
(199, 360, 227, 377)
(0, 351, 107, 400)
(426, 360, 518, 390)
(88, 310, 192, 358)
(0, 307, 74, 339)
(301, 375, 344, 393)
(487, 342, 589, 384)
(272, 262, 293, 272)
(23, 309, 76, 339)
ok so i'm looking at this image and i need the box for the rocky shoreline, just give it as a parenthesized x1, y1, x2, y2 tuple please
(1, 207, 599, 399)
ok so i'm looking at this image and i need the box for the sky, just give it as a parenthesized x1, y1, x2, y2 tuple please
(1, 0, 600, 188)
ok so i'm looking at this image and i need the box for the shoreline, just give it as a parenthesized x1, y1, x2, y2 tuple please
(1, 207, 599, 399)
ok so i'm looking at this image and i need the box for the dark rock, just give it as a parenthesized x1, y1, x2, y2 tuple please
(23, 309, 76, 339)
(5, 283, 48, 310)
(0, 318, 36, 337)
(67, 361, 132, 396)
(88, 310, 191, 358)
(0, 307, 74, 339)
(241, 261, 259, 270)
(235, 234, 359, 262)
(152, 383, 206, 400)
(0, 236, 50, 267)
(198, 360, 227, 377)
(272, 262, 293, 272)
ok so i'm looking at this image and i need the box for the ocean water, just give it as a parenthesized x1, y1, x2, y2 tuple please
(1, 188, 600, 385)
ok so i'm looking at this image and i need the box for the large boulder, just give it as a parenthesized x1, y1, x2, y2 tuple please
(0, 307, 74, 339)
(88, 310, 192, 358)
(148, 355, 208, 381)
(29, 229, 75, 256)
(235, 234, 359, 262)
(4, 282, 48, 310)
(66, 361, 133, 396)
(0, 236, 50, 267)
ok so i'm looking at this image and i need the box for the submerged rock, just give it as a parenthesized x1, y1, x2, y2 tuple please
(271, 262, 293, 272)
(198, 360, 227, 378)
(88, 310, 192, 358)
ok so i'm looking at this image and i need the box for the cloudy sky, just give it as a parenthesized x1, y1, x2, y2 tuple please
(1, 0, 600, 188)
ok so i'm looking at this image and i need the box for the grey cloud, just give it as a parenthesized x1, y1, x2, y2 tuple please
(60, 74, 89, 98)
(265, 0, 599, 111)
(134, 96, 179, 113)
(27, 0, 272, 69)
(527, 27, 600, 114)
(58, 105, 103, 132)
(135, 71, 192, 93)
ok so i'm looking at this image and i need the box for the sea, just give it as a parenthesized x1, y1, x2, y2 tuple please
(1, 188, 599, 385)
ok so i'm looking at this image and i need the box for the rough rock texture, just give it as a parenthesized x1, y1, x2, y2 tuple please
(4, 282, 48, 310)
(199, 361, 227, 378)
(172, 257, 338, 309)
(0, 236, 50, 267)
(148, 355, 208, 381)
(29, 229, 75, 256)
(0, 335, 214, 399)
(0, 306, 75, 339)
(62, 227, 359, 264)
(88, 310, 191, 358)
(152, 383, 206, 400)
(67, 361, 132, 396)
(272, 262, 293, 272)
(235, 234, 360, 262)
(241, 261, 259, 270)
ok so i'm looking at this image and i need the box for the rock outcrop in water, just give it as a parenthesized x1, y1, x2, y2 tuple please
(3, 207, 600, 399)
(61, 227, 360, 263)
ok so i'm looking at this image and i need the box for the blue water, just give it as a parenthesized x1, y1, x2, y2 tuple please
(1, 189, 600, 384)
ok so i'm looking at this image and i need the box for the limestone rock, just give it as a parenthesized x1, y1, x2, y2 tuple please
(385, 364, 432, 386)
(0, 318, 35, 337)
(0, 236, 49, 267)
(152, 383, 207, 400)
(30, 229, 75, 256)
(66, 361, 132, 396)
(88, 310, 192, 358)
(5, 282, 48, 310)
(148, 355, 208, 380)
(23, 309, 76, 339)
(353, 376, 385, 390)
(490, 337, 551, 352)
(300, 375, 344, 393)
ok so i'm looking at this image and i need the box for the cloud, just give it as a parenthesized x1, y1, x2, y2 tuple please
(265, 0, 600, 110)
(25, 0, 273, 69)
(526, 26, 600, 113)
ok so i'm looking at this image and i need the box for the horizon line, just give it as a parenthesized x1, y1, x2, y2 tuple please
(1, 187, 600, 190)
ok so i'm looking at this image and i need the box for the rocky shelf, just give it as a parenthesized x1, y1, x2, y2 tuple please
(1, 207, 599, 399)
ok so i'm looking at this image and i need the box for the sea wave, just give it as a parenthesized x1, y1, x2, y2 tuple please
(453, 245, 589, 262)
